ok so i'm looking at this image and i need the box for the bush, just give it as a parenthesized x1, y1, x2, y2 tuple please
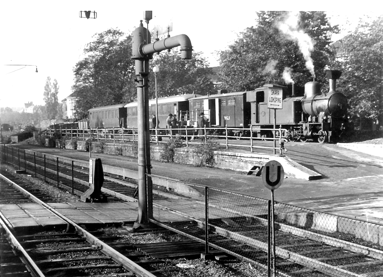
(194, 140, 220, 167)
(36, 132, 47, 146)
(69, 138, 78, 150)
(160, 137, 183, 162)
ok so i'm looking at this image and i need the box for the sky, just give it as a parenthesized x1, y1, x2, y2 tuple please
(0, 0, 381, 110)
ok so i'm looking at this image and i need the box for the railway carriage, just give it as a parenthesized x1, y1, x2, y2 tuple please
(125, 94, 199, 129)
(89, 104, 127, 129)
(188, 91, 251, 131)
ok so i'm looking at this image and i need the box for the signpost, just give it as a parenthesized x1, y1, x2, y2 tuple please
(262, 160, 284, 277)
(267, 88, 283, 154)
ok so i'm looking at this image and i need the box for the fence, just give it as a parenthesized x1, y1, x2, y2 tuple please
(44, 125, 289, 155)
(151, 178, 383, 276)
(1, 144, 382, 276)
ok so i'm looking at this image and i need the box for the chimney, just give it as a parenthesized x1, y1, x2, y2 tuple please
(325, 70, 342, 93)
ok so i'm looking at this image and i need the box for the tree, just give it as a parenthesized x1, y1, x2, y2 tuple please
(43, 77, 59, 120)
(331, 16, 383, 129)
(72, 29, 136, 118)
(218, 11, 339, 92)
(149, 50, 214, 98)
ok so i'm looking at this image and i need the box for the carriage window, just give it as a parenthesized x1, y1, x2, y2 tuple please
(195, 102, 200, 108)
(228, 99, 235, 106)
(221, 99, 227, 106)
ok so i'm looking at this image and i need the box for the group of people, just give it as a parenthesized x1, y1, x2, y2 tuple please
(150, 112, 208, 138)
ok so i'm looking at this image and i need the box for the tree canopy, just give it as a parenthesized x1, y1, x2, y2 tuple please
(72, 29, 136, 119)
(72, 28, 213, 118)
(43, 77, 59, 120)
(331, 16, 383, 126)
(148, 50, 214, 98)
(217, 11, 339, 91)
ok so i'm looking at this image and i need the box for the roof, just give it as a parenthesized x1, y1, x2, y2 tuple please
(189, 91, 248, 101)
(62, 91, 80, 101)
(89, 103, 126, 112)
(124, 94, 201, 108)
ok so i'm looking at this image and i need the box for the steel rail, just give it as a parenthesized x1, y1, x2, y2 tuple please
(0, 173, 156, 277)
(152, 202, 362, 277)
(0, 213, 45, 277)
(150, 217, 292, 277)
(197, 199, 383, 260)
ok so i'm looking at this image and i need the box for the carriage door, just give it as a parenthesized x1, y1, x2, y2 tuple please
(221, 97, 236, 126)
(256, 91, 265, 123)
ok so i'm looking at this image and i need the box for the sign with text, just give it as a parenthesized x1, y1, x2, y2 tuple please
(267, 88, 283, 109)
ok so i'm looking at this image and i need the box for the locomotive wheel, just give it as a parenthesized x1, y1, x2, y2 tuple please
(317, 130, 326, 144)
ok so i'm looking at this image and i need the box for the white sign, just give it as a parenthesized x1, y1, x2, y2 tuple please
(267, 88, 283, 109)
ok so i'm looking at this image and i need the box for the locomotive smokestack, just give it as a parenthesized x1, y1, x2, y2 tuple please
(292, 82, 295, 97)
(326, 70, 342, 93)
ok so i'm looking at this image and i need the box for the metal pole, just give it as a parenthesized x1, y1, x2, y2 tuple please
(24, 150, 26, 171)
(268, 200, 271, 277)
(271, 190, 276, 277)
(144, 60, 153, 220)
(56, 157, 59, 187)
(135, 59, 148, 225)
(273, 109, 276, 154)
(71, 161, 74, 194)
(44, 155, 46, 182)
(225, 124, 228, 149)
(205, 186, 209, 255)
(250, 125, 253, 153)
(18, 148, 20, 170)
(33, 152, 36, 177)
(155, 70, 159, 143)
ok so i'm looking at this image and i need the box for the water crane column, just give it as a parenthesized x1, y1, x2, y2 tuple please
(131, 20, 192, 226)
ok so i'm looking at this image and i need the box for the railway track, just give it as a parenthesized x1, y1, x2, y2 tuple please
(3, 145, 383, 276)
(0, 175, 157, 277)
(0, 174, 262, 277)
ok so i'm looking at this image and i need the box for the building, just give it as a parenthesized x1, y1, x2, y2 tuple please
(62, 91, 78, 119)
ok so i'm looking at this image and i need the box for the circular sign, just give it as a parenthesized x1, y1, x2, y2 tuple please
(262, 160, 284, 191)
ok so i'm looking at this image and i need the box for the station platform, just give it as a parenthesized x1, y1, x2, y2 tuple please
(0, 202, 138, 230)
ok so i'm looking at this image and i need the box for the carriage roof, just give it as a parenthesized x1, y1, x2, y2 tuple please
(124, 94, 200, 108)
(189, 91, 248, 101)
(89, 103, 126, 112)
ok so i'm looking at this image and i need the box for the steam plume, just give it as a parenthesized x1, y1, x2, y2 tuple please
(277, 12, 316, 77)
(282, 67, 294, 84)
(262, 59, 278, 75)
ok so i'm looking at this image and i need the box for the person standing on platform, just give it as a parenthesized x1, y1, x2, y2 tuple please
(197, 112, 206, 139)
(166, 114, 173, 137)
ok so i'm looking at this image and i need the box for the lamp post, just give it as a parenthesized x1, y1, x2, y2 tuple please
(153, 65, 159, 142)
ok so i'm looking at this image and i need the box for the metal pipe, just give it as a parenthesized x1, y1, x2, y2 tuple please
(135, 59, 148, 225)
(141, 34, 193, 59)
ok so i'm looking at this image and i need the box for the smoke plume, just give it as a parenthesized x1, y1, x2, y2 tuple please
(277, 12, 316, 77)
(262, 60, 278, 75)
(282, 67, 294, 84)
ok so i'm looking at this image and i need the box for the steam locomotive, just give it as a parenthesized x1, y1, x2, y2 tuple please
(86, 69, 348, 143)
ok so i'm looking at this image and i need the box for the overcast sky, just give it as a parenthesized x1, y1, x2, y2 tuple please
(0, 0, 381, 109)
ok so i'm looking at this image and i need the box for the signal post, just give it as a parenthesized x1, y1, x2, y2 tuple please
(131, 13, 193, 227)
